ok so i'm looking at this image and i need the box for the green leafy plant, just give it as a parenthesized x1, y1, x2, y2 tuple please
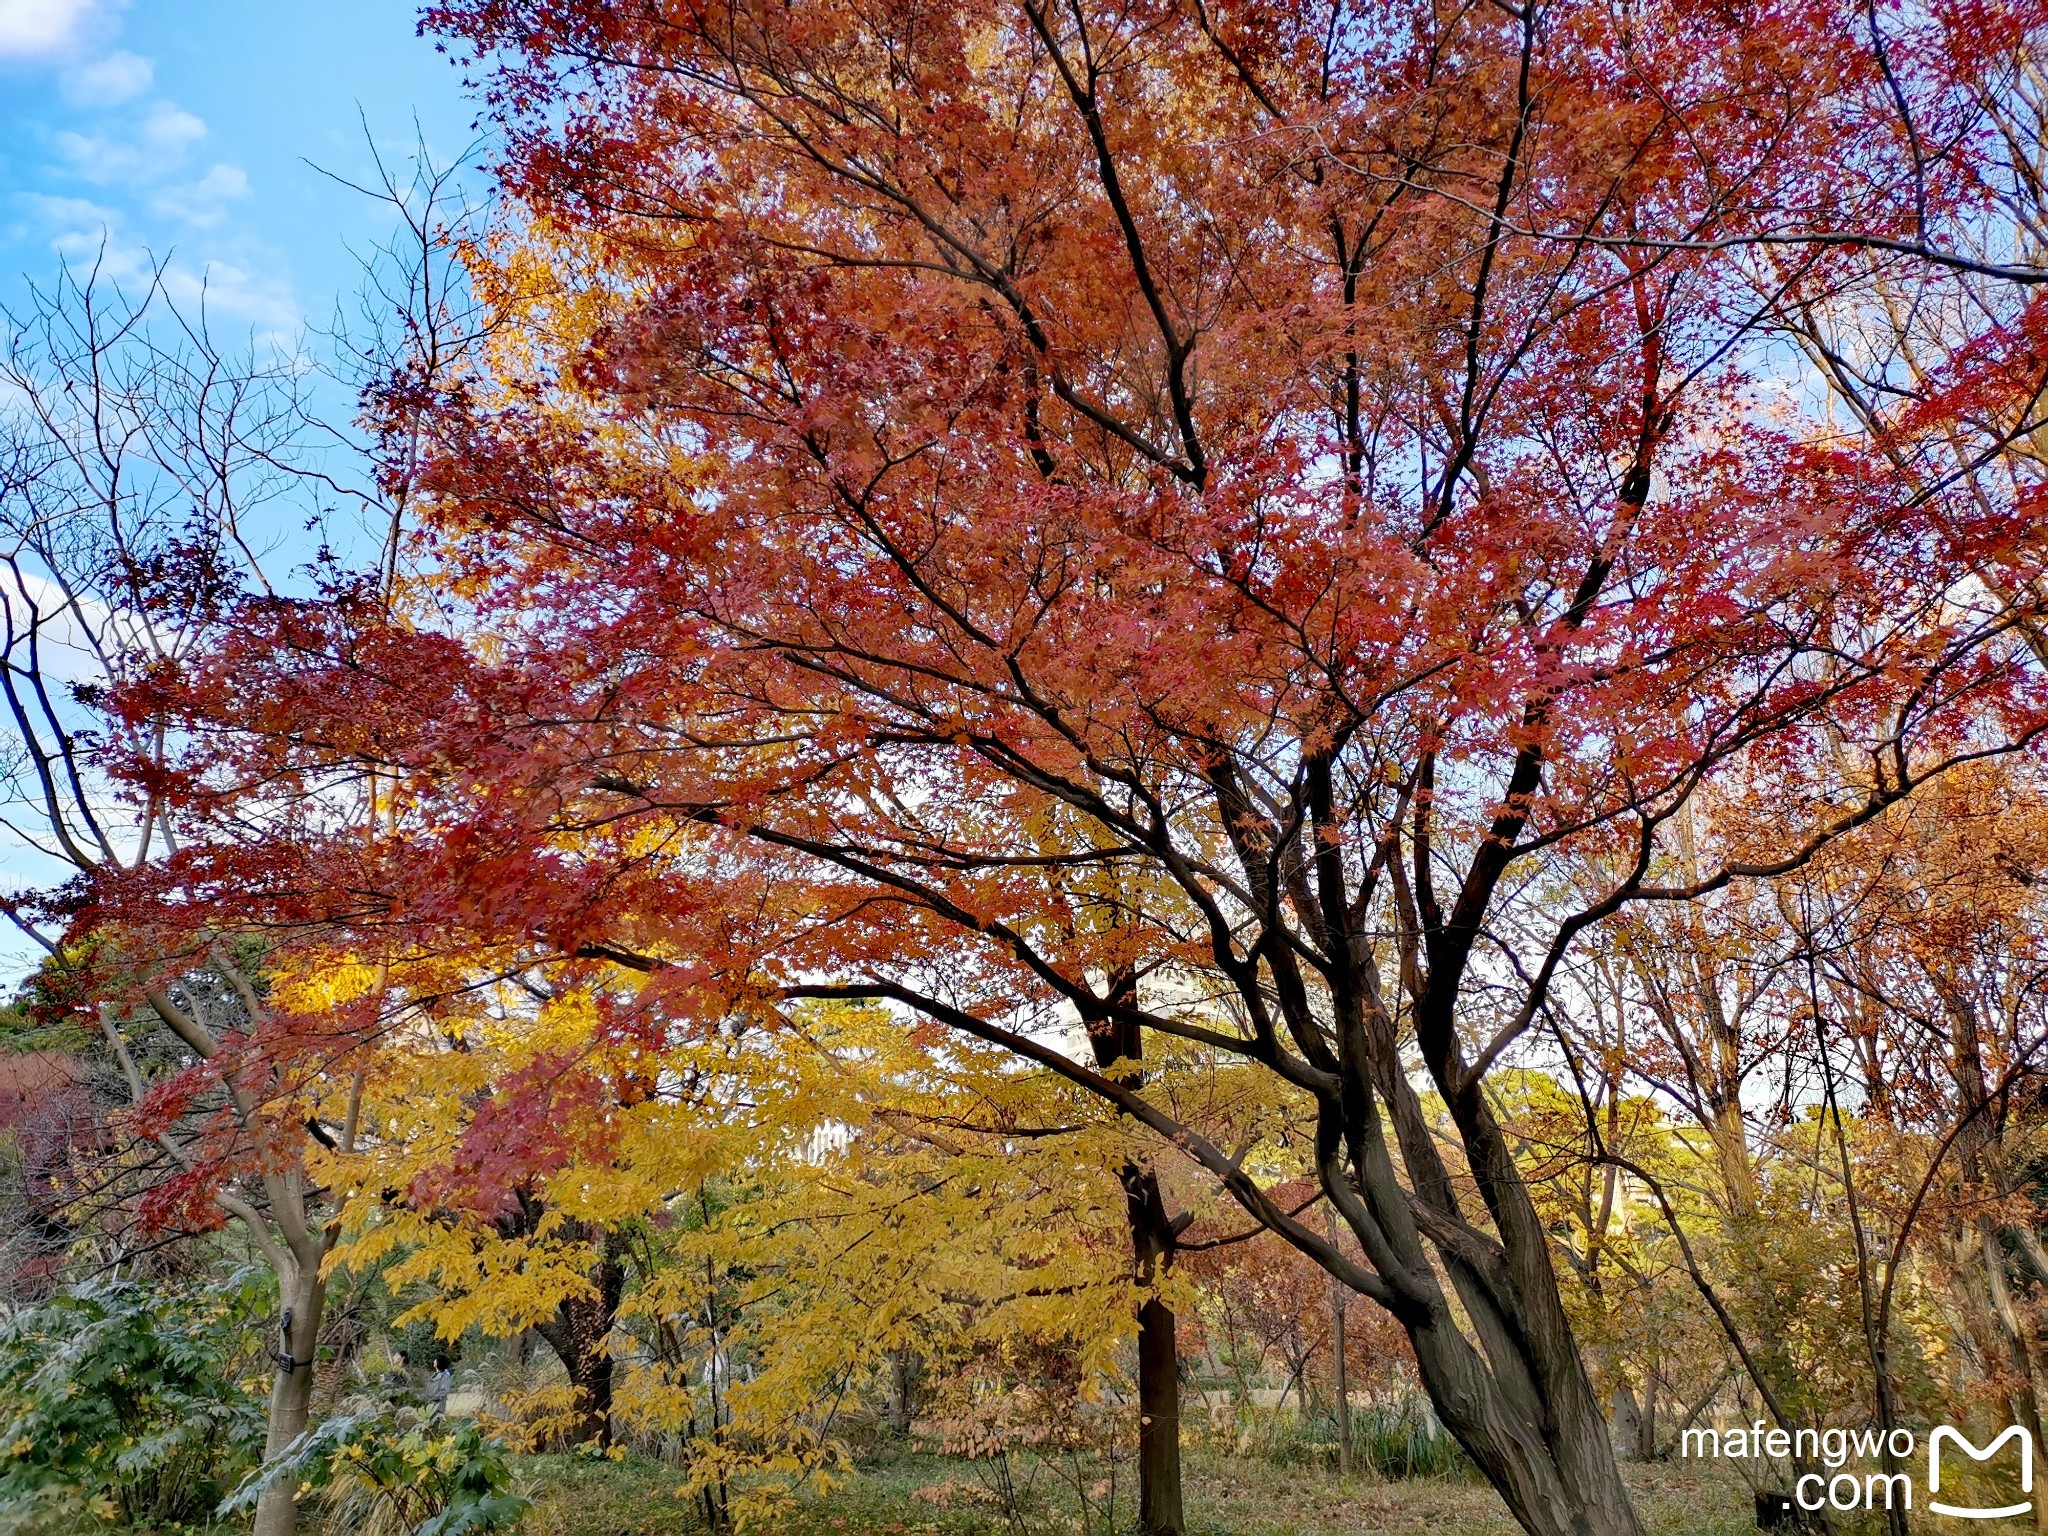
(1218, 1396, 1476, 1480)
(1347, 1400, 1477, 1480)
(223, 1409, 530, 1536)
(0, 1270, 271, 1532)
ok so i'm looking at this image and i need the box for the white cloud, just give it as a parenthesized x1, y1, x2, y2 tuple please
(158, 256, 299, 336)
(149, 162, 250, 228)
(58, 48, 149, 105)
(0, 0, 100, 59)
(56, 100, 206, 184)
(45, 223, 149, 288)
(15, 199, 294, 336)
(15, 191, 135, 279)
(4, 2, 300, 348)
(18, 190, 120, 231)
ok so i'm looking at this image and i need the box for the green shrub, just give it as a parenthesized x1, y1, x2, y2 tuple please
(1239, 1396, 1476, 1479)
(1348, 1398, 1476, 1480)
(222, 1408, 530, 1536)
(0, 1271, 271, 1532)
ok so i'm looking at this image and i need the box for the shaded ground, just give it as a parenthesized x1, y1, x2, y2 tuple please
(515, 1448, 1772, 1536)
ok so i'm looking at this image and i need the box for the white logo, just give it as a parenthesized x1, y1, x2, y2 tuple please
(1929, 1425, 2034, 1520)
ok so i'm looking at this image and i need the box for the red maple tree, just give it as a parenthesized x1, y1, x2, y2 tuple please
(104, 0, 2048, 1532)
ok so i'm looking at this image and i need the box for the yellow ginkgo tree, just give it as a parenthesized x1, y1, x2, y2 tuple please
(312, 965, 1252, 1527)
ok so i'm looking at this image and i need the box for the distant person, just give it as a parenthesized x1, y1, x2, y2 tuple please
(382, 1348, 412, 1392)
(428, 1354, 454, 1416)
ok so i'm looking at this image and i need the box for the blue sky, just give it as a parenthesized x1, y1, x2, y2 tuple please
(0, 3, 478, 969)
(1, 0, 475, 339)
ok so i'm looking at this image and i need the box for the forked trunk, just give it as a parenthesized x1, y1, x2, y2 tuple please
(1331, 992, 1646, 1536)
(1399, 1294, 1642, 1536)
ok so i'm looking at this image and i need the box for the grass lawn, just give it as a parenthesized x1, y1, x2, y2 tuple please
(514, 1447, 1771, 1536)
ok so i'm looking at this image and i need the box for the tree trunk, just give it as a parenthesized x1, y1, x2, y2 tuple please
(1398, 1290, 1641, 1536)
(1333, 982, 1648, 1536)
(253, 1263, 326, 1536)
(313, 1287, 365, 1414)
(1938, 979, 2048, 1531)
(887, 1349, 922, 1434)
(1121, 1161, 1184, 1536)
(1135, 1291, 1184, 1536)
(1090, 983, 1185, 1536)
(1609, 1385, 1643, 1462)
(534, 1233, 627, 1446)
(1328, 1209, 1352, 1476)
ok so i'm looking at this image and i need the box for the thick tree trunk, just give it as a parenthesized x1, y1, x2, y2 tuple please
(1331, 983, 1646, 1536)
(253, 1263, 326, 1536)
(1398, 1291, 1641, 1536)
(1403, 1303, 1637, 1536)
(534, 1234, 627, 1446)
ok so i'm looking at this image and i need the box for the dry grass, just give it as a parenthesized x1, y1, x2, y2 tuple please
(516, 1446, 1771, 1536)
